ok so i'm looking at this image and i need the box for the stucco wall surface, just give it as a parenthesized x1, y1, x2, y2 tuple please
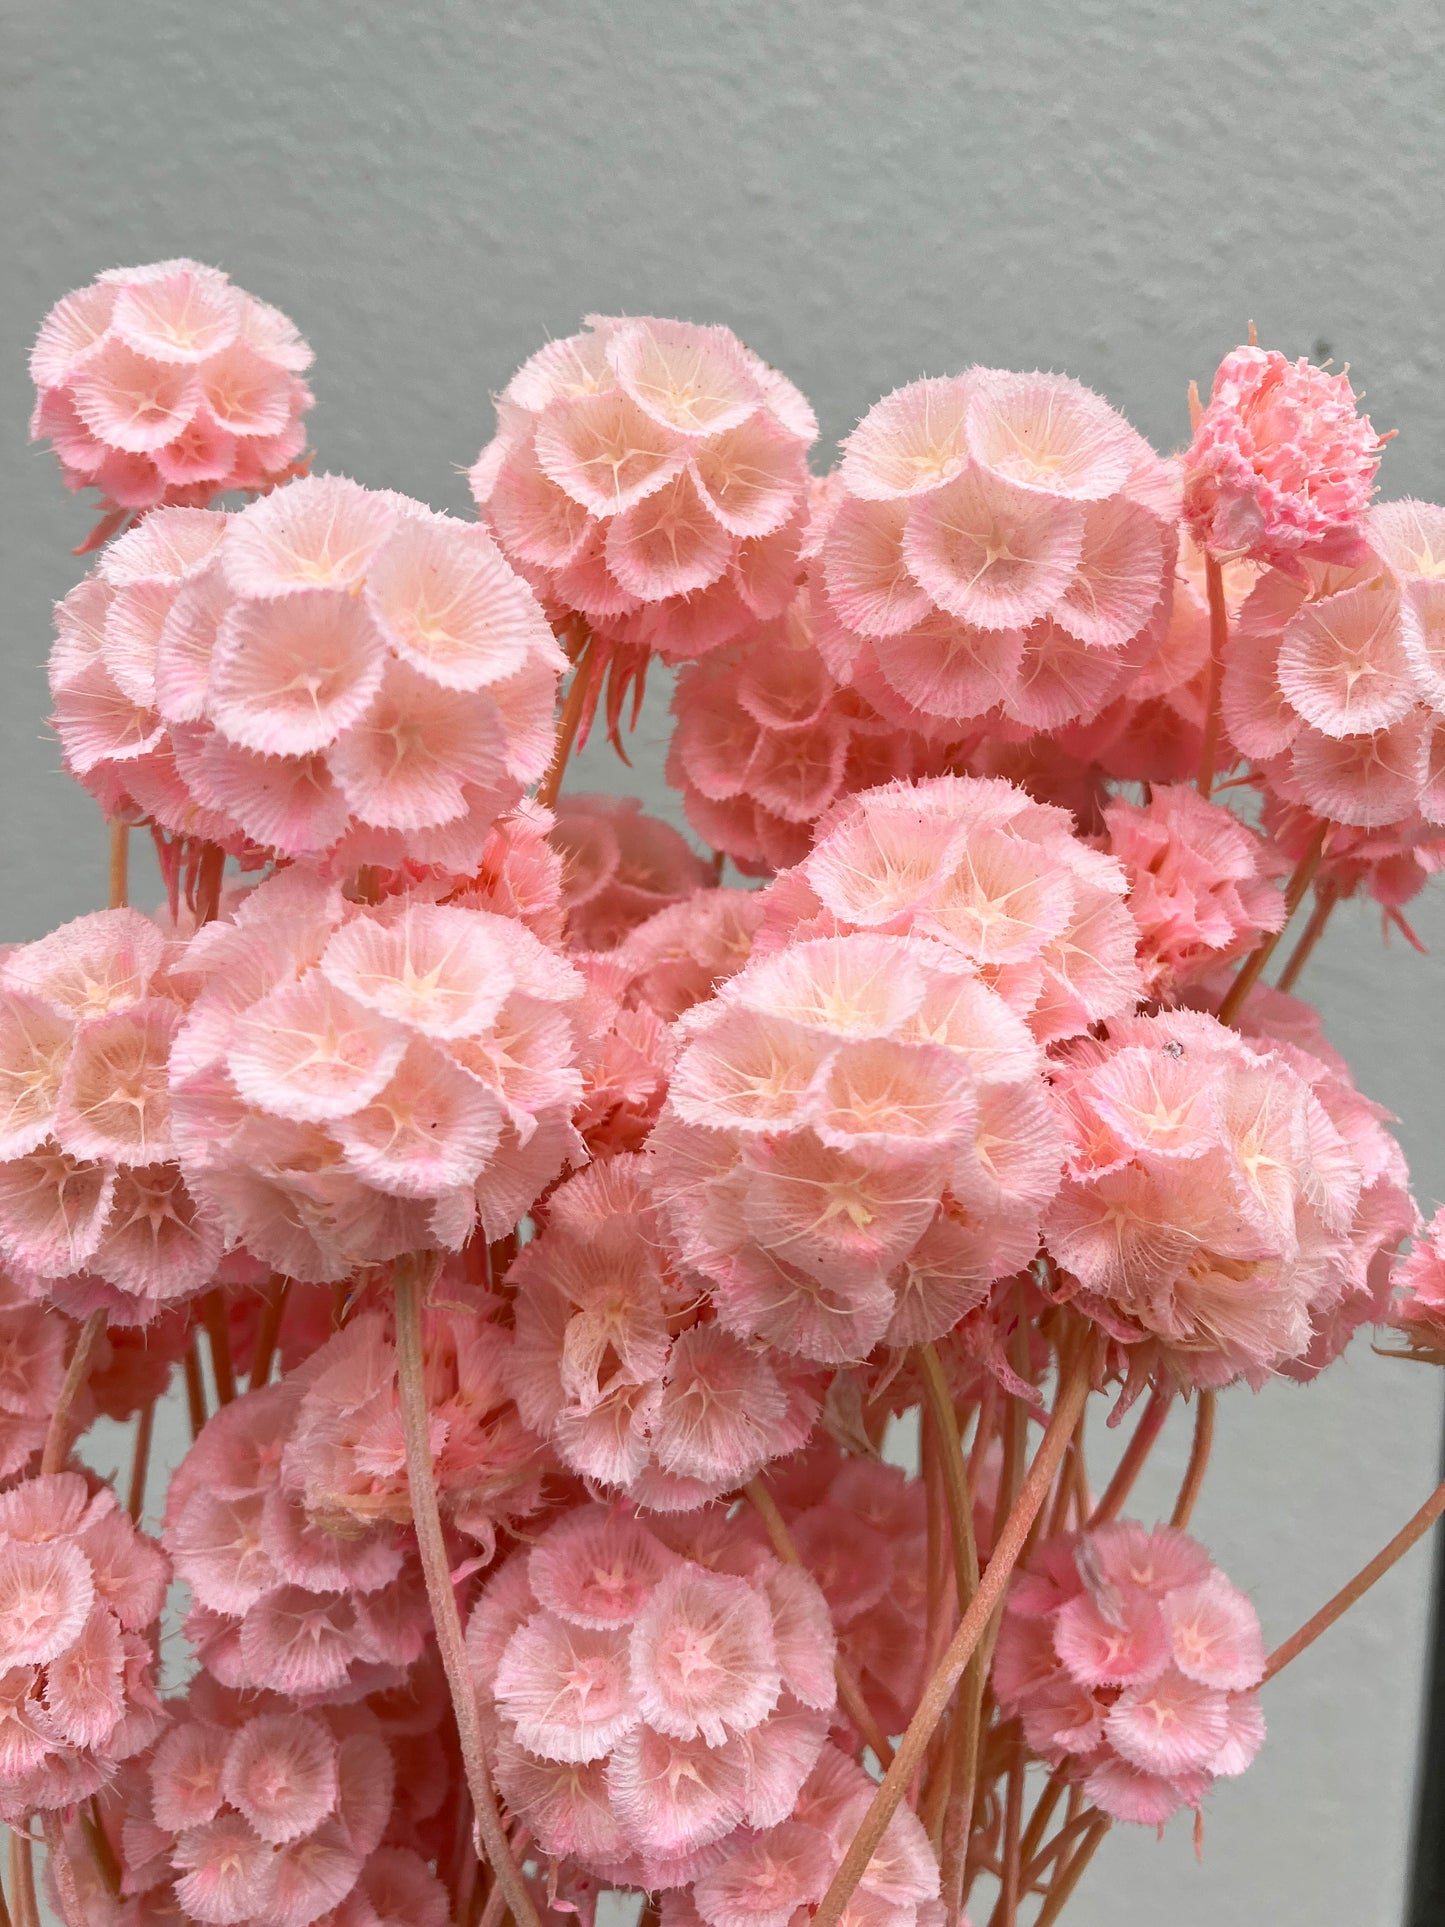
(4, 5, 1445, 1922)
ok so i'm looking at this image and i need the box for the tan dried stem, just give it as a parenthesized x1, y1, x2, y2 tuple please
(1196, 554, 1230, 798)
(394, 1255, 542, 1927)
(41, 1309, 106, 1476)
(1275, 882, 1339, 993)
(200, 1289, 237, 1405)
(1088, 1383, 1172, 1527)
(535, 629, 596, 811)
(743, 1476, 896, 1769)
(127, 1397, 156, 1524)
(1033, 1814, 1110, 1926)
(1169, 1390, 1216, 1531)
(249, 1278, 291, 1391)
(1218, 823, 1329, 1026)
(809, 1344, 1093, 1927)
(108, 821, 129, 909)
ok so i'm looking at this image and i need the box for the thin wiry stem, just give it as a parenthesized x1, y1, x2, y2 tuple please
(1088, 1383, 1172, 1527)
(1033, 1815, 1110, 1926)
(108, 821, 129, 909)
(1218, 824, 1328, 1026)
(394, 1256, 542, 1927)
(1169, 1391, 1216, 1531)
(201, 1289, 236, 1405)
(249, 1279, 291, 1391)
(182, 1337, 207, 1440)
(127, 1397, 156, 1524)
(1276, 883, 1339, 993)
(41, 1310, 107, 1475)
(809, 1344, 1093, 1927)
(744, 1476, 896, 1769)
(1263, 1474, 1445, 1684)
(535, 629, 596, 810)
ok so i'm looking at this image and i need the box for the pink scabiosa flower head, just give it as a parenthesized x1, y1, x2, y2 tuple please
(0, 1470, 168, 1823)
(508, 1154, 818, 1507)
(0, 907, 230, 1316)
(49, 475, 567, 875)
(668, 583, 958, 876)
(811, 370, 1177, 750)
(1103, 784, 1288, 997)
(0, 1281, 72, 1474)
(648, 885, 1070, 1364)
(552, 795, 713, 951)
(166, 870, 585, 1282)
(1045, 1000, 1412, 1389)
(114, 1683, 406, 1927)
(164, 1368, 432, 1701)
(994, 1519, 1265, 1826)
(1390, 1208, 1445, 1358)
(760, 772, 1144, 1046)
(471, 315, 817, 667)
(470, 1502, 836, 1891)
(1182, 345, 1383, 567)
(30, 260, 314, 535)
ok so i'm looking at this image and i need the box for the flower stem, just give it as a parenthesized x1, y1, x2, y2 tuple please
(127, 1397, 156, 1524)
(1196, 554, 1230, 798)
(109, 821, 129, 909)
(1263, 1473, 1445, 1684)
(1218, 822, 1328, 1026)
(1169, 1391, 1216, 1531)
(200, 1289, 236, 1405)
(1032, 1814, 1110, 1924)
(809, 1344, 1093, 1927)
(1275, 883, 1339, 993)
(1088, 1383, 1172, 1527)
(535, 629, 596, 810)
(249, 1278, 291, 1391)
(41, 1310, 106, 1476)
(182, 1336, 207, 1439)
(394, 1256, 542, 1927)
(8, 1835, 37, 1927)
(744, 1476, 895, 1769)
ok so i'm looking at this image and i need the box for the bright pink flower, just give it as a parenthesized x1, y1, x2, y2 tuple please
(1182, 346, 1382, 566)
(509, 1155, 816, 1502)
(31, 262, 312, 531)
(49, 481, 566, 872)
(552, 795, 712, 951)
(0, 1472, 167, 1823)
(1047, 1001, 1412, 1388)
(994, 1520, 1264, 1826)
(1104, 784, 1288, 996)
(472, 316, 816, 667)
(470, 1504, 835, 1889)
(167, 873, 584, 1281)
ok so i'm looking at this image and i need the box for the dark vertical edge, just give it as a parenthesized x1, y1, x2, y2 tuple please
(1406, 1429, 1445, 1925)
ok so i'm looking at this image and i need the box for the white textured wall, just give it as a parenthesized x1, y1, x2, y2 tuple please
(5, 4, 1445, 1922)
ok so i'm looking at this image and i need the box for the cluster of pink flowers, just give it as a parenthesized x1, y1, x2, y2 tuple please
(472, 316, 817, 665)
(0, 908, 225, 1316)
(52, 477, 566, 874)
(0, 1472, 169, 1821)
(1222, 509, 1445, 835)
(30, 260, 314, 524)
(10, 269, 1445, 1927)
(166, 869, 585, 1281)
(508, 1156, 818, 1506)
(994, 1521, 1266, 1827)
(1047, 1002, 1414, 1388)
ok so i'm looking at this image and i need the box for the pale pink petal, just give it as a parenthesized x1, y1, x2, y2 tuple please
(221, 1713, 339, 1845)
(326, 662, 511, 832)
(54, 997, 176, 1163)
(607, 318, 764, 438)
(494, 1611, 638, 1762)
(30, 283, 116, 388)
(903, 469, 1085, 631)
(223, 475, 399, 597)
(839, 378, 975, 500)
(111, 267, 240, 363)
(227, 973, 408, 1123)
(0, 1537, 95, 1667)
(71, 339, 201, 453)
(209, 589, 386, 756)
(691, 415, 808, 538)
(199, 341, 299, 437)
(965, 371, 1137, 501)
(1277, 580, 1416, 737)
(606, 470, 734, 598)
(365, 514, 555, 691)
(334, 1038, 503, 1196)
(534, 392, 688, 514)
(629, 1564, 781, 1744)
